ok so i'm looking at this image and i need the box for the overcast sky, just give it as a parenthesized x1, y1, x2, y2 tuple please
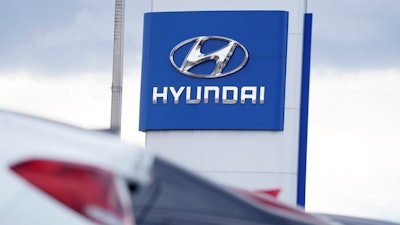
(1, 0, 400, 223)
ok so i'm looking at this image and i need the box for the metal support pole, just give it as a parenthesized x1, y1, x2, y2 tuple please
(110, 0, 125, 136)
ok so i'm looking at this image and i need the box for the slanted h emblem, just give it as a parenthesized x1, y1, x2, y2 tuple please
(169, 36, 249, 78)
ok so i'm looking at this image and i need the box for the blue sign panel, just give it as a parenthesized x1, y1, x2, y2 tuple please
(139, 11, 288, 131)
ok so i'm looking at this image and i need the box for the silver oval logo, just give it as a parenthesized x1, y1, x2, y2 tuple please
(169, 36, 249, 78)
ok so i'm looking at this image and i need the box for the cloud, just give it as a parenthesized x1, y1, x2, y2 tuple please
(0, 72, 110, 127)
(0, 0, 150, 78)
(0, 1, 115, 76)
(306, 68, 400, 222)
(308, 0, 400, 71)
(0, 70, 145, 146)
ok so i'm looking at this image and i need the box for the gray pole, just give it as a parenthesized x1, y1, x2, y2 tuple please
(110, 0, 125, 135)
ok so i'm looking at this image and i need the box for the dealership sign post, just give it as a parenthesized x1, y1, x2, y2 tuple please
(139, 0, 312, 207)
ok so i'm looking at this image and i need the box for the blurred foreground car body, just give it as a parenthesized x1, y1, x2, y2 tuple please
(316, 214, 400, 225)
(237, 190, 400, 225)
(0, 110, 153, 225)
(131, 157, 400, 225)
(132, 157, 332, 225)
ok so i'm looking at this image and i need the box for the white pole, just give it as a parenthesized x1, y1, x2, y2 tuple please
(110, 0, 125, 135)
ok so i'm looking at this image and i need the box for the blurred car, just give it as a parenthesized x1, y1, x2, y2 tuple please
(131, 157, 332, 225)
(232, 191, 400, 225)
(316, 213, 400, 225)
(0, 109, 153, 225)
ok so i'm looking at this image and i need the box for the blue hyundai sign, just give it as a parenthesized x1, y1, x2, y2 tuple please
(139, 11, 288, 131)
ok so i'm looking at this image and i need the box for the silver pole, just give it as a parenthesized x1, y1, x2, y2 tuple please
(110, 0, 125, 136)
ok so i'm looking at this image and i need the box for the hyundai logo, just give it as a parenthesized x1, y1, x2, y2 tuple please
(169, 36, 249, 78)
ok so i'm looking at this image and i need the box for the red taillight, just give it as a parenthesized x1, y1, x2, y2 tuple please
(10, 159, 134, 225)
